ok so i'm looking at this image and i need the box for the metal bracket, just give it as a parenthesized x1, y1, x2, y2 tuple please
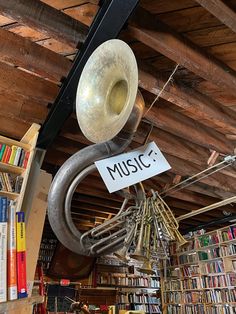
(37, 0, 140, 149)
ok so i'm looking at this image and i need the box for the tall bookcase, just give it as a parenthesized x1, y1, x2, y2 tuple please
(162, 224, 236, 314)
(0, 124, 40, 212)
(94, 262, 162, 314)
(0, 124, 51, 314)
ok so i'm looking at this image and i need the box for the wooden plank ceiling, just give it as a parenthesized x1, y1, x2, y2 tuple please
(0, 0, 236, 234)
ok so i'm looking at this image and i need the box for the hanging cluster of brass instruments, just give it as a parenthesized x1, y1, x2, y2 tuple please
(112, 188, 187, 273)
(47, 39, 186, 270)
(78, 185, 187, 274)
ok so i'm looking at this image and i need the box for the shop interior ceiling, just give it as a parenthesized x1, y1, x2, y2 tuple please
(0, 0, 236, 235)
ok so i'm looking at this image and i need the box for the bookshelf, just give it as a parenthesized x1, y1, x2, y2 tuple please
(94, 262, 162, 313)
(0, 124, 50, 313)
(162, 224, 236, 314)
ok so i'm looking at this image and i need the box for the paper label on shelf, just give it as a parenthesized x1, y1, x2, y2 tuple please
(95, 141, 171, 193)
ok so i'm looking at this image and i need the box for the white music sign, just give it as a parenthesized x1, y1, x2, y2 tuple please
(95, 141, 171, 193)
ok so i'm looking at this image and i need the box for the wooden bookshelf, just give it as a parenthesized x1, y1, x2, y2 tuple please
(162, 224, 236, 314)
(0, 124, 52, 312)
(0, 123, 40, 212)
(94, 263, 162, 313)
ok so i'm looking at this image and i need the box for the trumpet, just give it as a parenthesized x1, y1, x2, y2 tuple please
(151, 190, 188, 247)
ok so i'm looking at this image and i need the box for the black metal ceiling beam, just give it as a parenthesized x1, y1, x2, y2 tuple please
(37, 0, 140, 149)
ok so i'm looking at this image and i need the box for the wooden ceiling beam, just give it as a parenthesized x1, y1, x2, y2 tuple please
(135, 122, 211, 166)
(0, 0, 88, 47)
(0, 61, 58, 103)
(177, 181, 236, 200)
(166, 189, 219, 207)
(73, 193, 123, 209)
(0, 92, 48, 123)
(71, 208, 109, 220)
(195, 0, 236, 34)
(71, 201, 119, 215)
(129, 7, 236, 95)
(0, 27, 71, 82)
(142, 99, 233, 154)
(138, 62, 236, 135)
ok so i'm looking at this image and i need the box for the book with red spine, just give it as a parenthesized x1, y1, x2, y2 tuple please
(22, 151, 30, 169)
(16, 212, 27, 298)
(2, 146, 10, 163)
(5, 147, 12, 164)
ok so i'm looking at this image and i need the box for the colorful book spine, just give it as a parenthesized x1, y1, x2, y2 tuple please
(0, 144, 6, 162)
(22, 151, 30, 169)
(16, 212, 27, 298)
(13, 147, 22, 166)
(7, 201, 17, 300)
(0, 197, 8, 303)
(9, 146, 18, 165)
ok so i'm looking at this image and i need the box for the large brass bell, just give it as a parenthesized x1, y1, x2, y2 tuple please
(76, 39, 138, 143)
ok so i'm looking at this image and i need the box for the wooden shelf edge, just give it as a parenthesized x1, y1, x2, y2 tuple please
(0, 295, 43, 311)
(0, 190, 20, 199)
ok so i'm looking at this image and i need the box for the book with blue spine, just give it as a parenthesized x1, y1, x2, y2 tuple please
(0, 196, 8, 303)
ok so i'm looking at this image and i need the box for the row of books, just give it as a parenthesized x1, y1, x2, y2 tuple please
(183, 291, 203, 303)
(133, 304, 149, 312)
(200, 260, 225, 274)
(220, 244, 236, 257)
(172, 247, 236, 266)
(183, 304, 205, 314)
(164, 279, 181, 291)
(119, 304, 160, 313)
(201, 274, 236, 288)
(165, 289, 236, 304)
(168, 260, 234, 277)
(148, 304, 161, 313)
(167, 304, 236, 314)
(181, 265, 199, 277)
(0, 144, 29, 168)
(165, 273, 235, 290)
(198, 234, 220, 248)
(118, 292, 159, 304)
(0, 197, 27, 302)
(174, 225, 236, 255)
(167, 304, 181, 314)
(206, 305, 236, 314)
(182, 277, 201, 290)
(0, 172, 23, 193)
(164, 291, 182, 303)
(97, 274, 159, 287)
(205, 289, 236, 304)
(198, 248, 221, 260)
(179, 253, 198, 264)
(220, 226, 236, 242)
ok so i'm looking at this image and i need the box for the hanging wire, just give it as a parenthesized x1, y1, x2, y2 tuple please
(143, 63, 179, 118)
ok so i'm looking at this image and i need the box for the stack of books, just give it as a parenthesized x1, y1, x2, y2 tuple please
(0, 196, 27, 303)
(0, 172, 23, 193)
(220, 226, 236, 242)
(0, 144, 29, 168)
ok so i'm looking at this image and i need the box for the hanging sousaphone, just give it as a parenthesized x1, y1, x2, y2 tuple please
(47, 39, 145, 256)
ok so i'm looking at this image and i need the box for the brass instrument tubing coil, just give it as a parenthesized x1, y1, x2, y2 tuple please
(47, 94, 144, 256)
